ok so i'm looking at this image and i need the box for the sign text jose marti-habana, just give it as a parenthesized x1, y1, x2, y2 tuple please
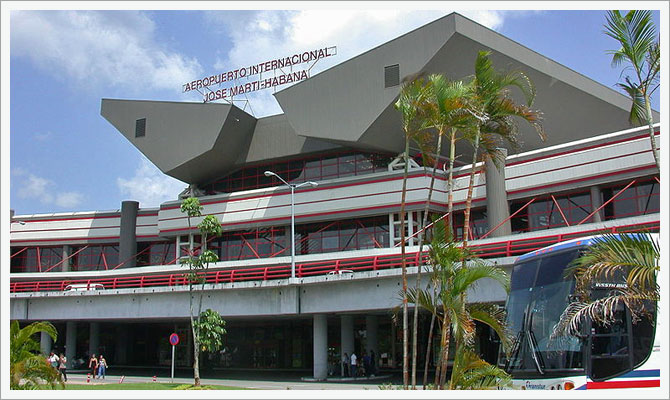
(183, 46, 337, 103)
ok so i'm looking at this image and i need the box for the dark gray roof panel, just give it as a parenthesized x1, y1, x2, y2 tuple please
(242, 114, 342, 164)
(101, 99, 257, 184)
(274, 14, 456, 144)
(275, 13, 639, 157)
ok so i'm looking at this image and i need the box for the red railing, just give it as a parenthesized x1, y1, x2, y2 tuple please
(9, 220, 658, 294)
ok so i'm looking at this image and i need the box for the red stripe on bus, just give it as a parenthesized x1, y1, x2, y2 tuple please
(586, 379, 660, 389)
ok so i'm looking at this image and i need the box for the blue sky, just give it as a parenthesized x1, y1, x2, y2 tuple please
(4, 5, 664, 216)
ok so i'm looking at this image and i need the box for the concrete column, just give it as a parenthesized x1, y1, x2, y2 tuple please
(340, 315, 354, 376)
(119, 200, 139, 269)
(61, 245, 71, 272)
(313, 314, 328, 380)
(485, 148, 511, 237)
(366, 315, 379, 360)
(590, 185, 603, 223)
(65, 322, 77, 369)
(115, 325, 128, 365)
(89, 322, 100, 356)
(391, 322, 397, 368)
(40, 331, 53, 355)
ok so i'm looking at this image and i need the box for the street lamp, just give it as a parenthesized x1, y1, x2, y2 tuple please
(264, 171, 318, 281)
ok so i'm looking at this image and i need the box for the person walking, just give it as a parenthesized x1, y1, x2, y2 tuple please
(58, 353, 68, 382)
(98, 354, 108, 379)
(88, 353, 98, 379)
(350, 352, 357, 379)
(48, 352, 59, 369)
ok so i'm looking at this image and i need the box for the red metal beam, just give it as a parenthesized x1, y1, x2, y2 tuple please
(10, 247, 28, 259)
(551, 195, 570, 227)
(479, 198, 536, 240)
(577, 179, 636, 225)
(42, 245, 90, 273)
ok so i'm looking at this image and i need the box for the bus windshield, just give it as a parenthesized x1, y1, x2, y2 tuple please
(500, 248, 584, 378)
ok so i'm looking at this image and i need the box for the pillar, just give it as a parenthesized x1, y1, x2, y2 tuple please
(119, 200, 139, 268)
(62, 245, 71, 272)
(391, 321, 397, 368)
(341, 315, 354, 376)
(485, 148, 511, 237)
(313, 314, 328, 380)
(65, 322, 76, 369)
(590, 185, 603, 223)
(40, 331, 53, 355)
(115, 325, 128, 365)
(366, 315, 379, 362)
(89, 322, 100, 356)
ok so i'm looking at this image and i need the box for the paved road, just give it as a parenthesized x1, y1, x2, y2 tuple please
(65, 372, 391, 390)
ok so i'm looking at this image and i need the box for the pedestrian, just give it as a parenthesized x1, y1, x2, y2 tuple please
(98, 354, 108, 379)
(88, 353, 99, 379)
(350, 352, 357, 379)
(342, 352, 350, 377)
(58, 353, 68, 382)
(370, 350, 376, 376)
(49, 352, 59, 369)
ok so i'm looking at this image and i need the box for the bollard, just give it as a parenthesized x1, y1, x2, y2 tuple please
(153, 375, 156, 382)
(86, 373, 90, 383)
(119, 375, 125, 384)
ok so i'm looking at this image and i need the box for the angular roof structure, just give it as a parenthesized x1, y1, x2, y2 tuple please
(102, 12, 652, 186)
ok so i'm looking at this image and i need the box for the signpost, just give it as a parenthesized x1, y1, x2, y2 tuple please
(169, 333, 179, 383)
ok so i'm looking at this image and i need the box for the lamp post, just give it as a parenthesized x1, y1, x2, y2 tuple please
(264, 171, 318, 280)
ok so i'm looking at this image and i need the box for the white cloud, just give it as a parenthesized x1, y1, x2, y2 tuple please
(13, 169, 84, 208)
(55, 192, 85, 208)
(10, 10, 202, 94)
(117, 157, 187, 208)
(203, 9, 509, 117)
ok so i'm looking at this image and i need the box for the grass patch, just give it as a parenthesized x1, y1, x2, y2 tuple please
(63, 382, 248, 390)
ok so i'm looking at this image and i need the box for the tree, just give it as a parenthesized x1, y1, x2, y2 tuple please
(411, 74, 472, 388)
(461, 51, 545, 247)
(195, 309, 228, 353)
(180, 196, 224, 387)
(448, 349, 512, 390)
(408, 220, 511, 389)
(552, 232, 659, 338)
(604, 10, 660, 170)
(10, 320, 64, 390)
(394, 75, 431, 389)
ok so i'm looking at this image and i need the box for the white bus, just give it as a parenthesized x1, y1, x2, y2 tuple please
(498, 234, 660, 390)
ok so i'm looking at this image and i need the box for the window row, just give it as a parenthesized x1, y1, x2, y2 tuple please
(202, 151, 393, 194)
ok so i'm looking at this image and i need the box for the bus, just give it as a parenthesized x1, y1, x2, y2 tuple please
(497, 234, 660, 390)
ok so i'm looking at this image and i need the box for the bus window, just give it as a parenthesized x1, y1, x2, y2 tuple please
(589, 306, 631, 381)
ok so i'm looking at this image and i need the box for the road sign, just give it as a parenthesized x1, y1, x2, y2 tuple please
(169, 333, 179, 383)
(169, 333, 179, 346)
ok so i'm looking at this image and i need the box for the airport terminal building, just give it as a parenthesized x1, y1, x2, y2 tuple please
(9, 13, 660, 379)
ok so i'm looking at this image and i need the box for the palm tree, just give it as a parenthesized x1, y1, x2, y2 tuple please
(461, 51, 545, 247)
(552, 232, 659, 338)
(604, 10, 660, 170)
(10, 320, 64, 390)
(448, 349, 512, 390)
(394, 75, 431, 389)
(409, 75, 471, 388)
(408, 220, 510, 389)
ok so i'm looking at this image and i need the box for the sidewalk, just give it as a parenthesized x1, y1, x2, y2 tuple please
(64, 372, 388, 390)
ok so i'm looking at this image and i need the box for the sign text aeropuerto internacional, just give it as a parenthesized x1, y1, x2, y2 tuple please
(182, 46, 337, 103)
